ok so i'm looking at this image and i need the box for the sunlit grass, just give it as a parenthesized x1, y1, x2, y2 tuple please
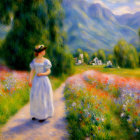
(74, 64, 140, 79)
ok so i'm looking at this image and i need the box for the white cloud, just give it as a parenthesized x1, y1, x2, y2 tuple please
(93, 0, 109, 8)
(113, 6, 131, 15)
(85, 0, 109, 8)
(85, 0, 140, 15)
(134, 1, 140, 6)
(113, 5, 140, 15)
(106, 0, 129, 3)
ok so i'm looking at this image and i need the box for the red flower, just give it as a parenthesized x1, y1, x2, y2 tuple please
(96, 118, 99, 121)
(134, 112, 138, 116)
(80, 111, 83, 114)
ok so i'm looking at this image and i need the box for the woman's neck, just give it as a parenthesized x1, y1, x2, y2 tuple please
(37, 56, 43, 59)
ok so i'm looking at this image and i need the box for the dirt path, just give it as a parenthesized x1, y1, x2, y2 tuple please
(0, 82, 69, 140)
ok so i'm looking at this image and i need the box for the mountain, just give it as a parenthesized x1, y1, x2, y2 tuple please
(62, 0, 139, 55)
(116, 12, 140, 29)
(0, 0, 139, 55)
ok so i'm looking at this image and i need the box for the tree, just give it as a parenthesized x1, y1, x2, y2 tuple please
(97, 49, 106, 63)
(0, 0, 74, 76)
(107, 54, 116, 66)
(73, 48, 83, 58)
(138, 52, 140, 67)
(91, 52, 97, 60)
(0, 0, 48, 70)
(83, 51, 89, 64)
(114, 39, 139, 68)
(45, 0, 74, 76)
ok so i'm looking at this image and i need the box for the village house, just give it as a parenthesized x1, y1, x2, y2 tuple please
(92, 57, 103, 65)
(107, 60, 112, 67)
(75, 53, 84, 65)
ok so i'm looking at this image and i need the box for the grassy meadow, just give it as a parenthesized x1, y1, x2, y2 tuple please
(74, 64, 140, 79)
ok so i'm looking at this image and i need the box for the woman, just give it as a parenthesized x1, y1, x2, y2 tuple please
(28, 44, 54, 123)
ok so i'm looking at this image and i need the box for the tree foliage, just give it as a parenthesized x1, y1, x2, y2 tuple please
(114, 39, 139, 68)
(0, 0, 74, 76)
(91, 52, 97, 60)
(0, 0, 48, 70)
(107, 54, 116, 65)
(83, 51, 89, 64)
(73, 48, 83, 58)
(97, 49, 106, 63)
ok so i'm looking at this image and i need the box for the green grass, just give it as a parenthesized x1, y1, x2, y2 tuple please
(0, 84, 30, 130)
(74, 64, 140, 79)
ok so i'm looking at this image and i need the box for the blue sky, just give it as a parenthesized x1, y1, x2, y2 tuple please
(85, 0, 140, 15)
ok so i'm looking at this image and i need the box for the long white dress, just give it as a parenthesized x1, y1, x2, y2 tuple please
(29, 58, 54, 119)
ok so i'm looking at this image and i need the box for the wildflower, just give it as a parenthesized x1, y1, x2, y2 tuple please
(95, 106, 98, 109)
(101, 118, 104, 122)
(134, 112, 138, 116)
(83, 109, 88, 112)
(80, 111, 83, 114)
(135, 128, 139, 132)
(72, 102, 76, 107)
(96, 118, 99, 121)
(120, 113, 125, 117)
(127, 118, 131, 123)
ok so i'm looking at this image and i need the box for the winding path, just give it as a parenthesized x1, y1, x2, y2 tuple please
(0, 83, 69, 140)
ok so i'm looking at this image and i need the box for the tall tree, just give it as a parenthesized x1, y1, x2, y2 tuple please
(45, 0, 74, 76)
(0, 0, 48, 69)
(0, 0, 74, 76)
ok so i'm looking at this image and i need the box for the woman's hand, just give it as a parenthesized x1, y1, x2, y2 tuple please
(28, 81, 32, 87)
(37, 73, 43, 76)
(28, 69, 35, 87)
(37, 69, 51, 77)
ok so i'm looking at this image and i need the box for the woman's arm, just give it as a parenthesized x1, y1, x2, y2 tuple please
(28, 69, 35, 87)
(37, 69, 51, 76)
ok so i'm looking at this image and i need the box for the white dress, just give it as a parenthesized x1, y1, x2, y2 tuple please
(29, 58, 54, 119)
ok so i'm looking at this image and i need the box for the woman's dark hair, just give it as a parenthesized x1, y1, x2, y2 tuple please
(34, 52, 39, 57)
(34, 49, 45, 57)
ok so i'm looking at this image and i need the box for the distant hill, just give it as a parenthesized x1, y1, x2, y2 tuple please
(62, 0, 140, 55)
(116, 12, 140, 30)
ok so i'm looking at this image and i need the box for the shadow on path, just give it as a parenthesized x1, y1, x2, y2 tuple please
(2, 118, 50, 139)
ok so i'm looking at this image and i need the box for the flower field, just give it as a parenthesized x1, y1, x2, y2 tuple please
(0, 64, 30, 127)
(64, 70, 140, 140)
(0, 63, 69, 129)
